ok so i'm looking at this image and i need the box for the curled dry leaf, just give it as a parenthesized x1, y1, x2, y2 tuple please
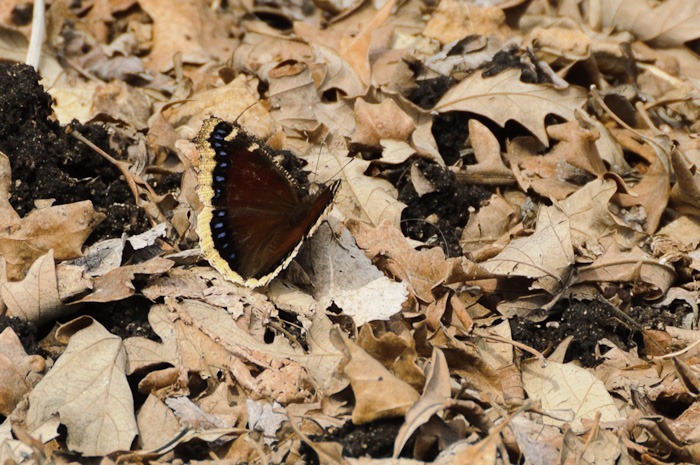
(76, 256, 173, 303)
(457, 119, 515, 186)
(304, 145, 406, 228)
(423, 0, 505, 44)
(0, 200, 105, 281)
(26, 317, 137, 456)
(393, 349, 451, 457)
(1, 251, 61, 325)
(0, 327, 45, 416)
(434, 68, 587, 145)
(336, 329, 420, 424)
(577, 241, 676, 300)
(460, 193, 520, 261)
(600, 0, 700, 47)
(139, 0, 234, 72)
(351, 98, 416, 147)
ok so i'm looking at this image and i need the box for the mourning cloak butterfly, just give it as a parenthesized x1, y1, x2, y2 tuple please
(195, 116, 340, 288)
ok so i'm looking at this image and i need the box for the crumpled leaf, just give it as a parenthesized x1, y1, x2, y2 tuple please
(481, 205, 574, 294)
(304, 144, 406, 228)
(434, 68, 587, 145)
(522, 359, 622, 434)
(577, 241, 676, 300)
(348, 220, 480, 303)
(125, 300, 346, 396)
(457, 119, 515, 186)
(26, 317, 137, 456)
(423, 0, 505, 44)
(351, 98, 416, 147)
(0, 197, 104, 281)
(76, 256, 173, 303)
(460, 194, 520, 261)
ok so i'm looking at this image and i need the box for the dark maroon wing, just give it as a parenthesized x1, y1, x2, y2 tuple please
(204, 121, 337, 281)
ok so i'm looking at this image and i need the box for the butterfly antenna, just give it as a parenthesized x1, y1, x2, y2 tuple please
(233, 101, 259, 125)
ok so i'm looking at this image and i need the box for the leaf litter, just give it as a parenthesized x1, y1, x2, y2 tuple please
(1, 0, 700, 463)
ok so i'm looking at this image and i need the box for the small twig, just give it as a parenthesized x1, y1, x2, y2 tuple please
(69, 128, 164, 225)
(472, 328, 548, 368)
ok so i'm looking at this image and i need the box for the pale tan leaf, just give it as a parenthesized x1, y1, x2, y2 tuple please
(348, 220, 460, 303)
(77, 257, 173, 303)
(458, 119, 515, 186)
(577, 241, 676, 300)
(303, 144, 405, 228)
(0, 200, 105, 281)
(481, 205, 574, 294)
(136, 394, 180, 450)
(26, 317, 137, 456)
(300, 217, 408, 326)
(600, 0, 700, 47)
(1, 251, 62, 326)
(423, 0, 505, 44)
(352, 98, 416, 147)
(434, 68, 587, 145)
(0, 328, 45, 416)
(522, 360, 622, 434)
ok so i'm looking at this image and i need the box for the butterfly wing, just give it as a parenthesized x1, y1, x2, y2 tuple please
(196, 117, 338, 287)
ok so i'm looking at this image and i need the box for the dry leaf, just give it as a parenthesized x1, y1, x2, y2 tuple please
(460, 194, 520, 261)
(600, 0, 700, 47)
(521, 359, 622, 434)
(0, 328, 45, 416)
(577, 241, 676, 300)
(300, 217, 408, 326)
(1, 251, 61, 325)
(352, 98, 416, 147)
(139, 0, 233, 72)
(434, 68, 587, 145)
(481, 205, 574, 294)
(0, 200, 105, 281)
(457, 119, 515, 186)
(423, 0, 505, 44)
(136, 394, 180, 450)
(393, 349, 451, 457)
(338, 329, 420, 424)
(77, 256, 173, 303)
(305, 144, 406, 228)
(26, 317, 137, 456)
(348, 220, 458, 303)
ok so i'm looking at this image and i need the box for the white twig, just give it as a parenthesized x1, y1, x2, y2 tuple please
(25, 0, 45, 70)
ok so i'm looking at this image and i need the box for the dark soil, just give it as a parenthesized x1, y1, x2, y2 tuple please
(0, 62, 150, 242)
(510, 298, 694, 367)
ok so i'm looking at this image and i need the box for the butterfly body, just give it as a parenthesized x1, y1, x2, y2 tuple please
(195, 117, 339, 287)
